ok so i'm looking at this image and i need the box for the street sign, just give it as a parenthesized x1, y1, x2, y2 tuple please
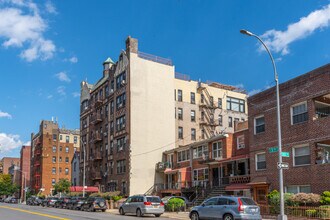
(277, 162, 289, 169)
(269, 147, 278, 153)
(282, 152, 290, 157)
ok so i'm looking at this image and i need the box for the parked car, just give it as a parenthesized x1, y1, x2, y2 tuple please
(67, 197, 86, 210)
(189, 196, 261, 220)
(4, 197, 12, 203)
(162, 196, 192, 206)
(9, 197, 18, 204)
(42, 197, 59, 207)
(54, 197, 70, 208)
(81, 197, 107, 212)
(119, 195, 164, 217)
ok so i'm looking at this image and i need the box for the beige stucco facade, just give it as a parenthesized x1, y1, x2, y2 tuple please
(129, 52, 176, 195)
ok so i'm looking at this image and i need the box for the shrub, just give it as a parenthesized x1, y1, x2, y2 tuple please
(290, 193, 320, 206)
(112, 195, 122, 202)
(165, 198, 185, 212)
(320, 191, 330, 205)
(267, 190, 295, 214)
(319, 205, 330, 219)
(89, 193, 101, 197)
(306, 209, 317, 217)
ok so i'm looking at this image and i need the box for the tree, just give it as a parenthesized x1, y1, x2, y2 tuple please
(54, 178, 71, 195)
(0, 174, 19, 196)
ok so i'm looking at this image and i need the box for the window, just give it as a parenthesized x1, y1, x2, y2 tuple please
(110, 141, 114, 155)
(286, 185, 311, 194)
(193, 168, 209, 186)
(117, 137, 126, 152)
(59, 157, 62, 162)
(227, 97, 245, 113)
(212, 142, 222, 159)
(117, 160, 126, 174)
(116, 71, 126, 89)
(191, 128, 196, 141)
(203, 198, 218, 206)
(191, 92, 195, 104)
(52, 146, 56, 153)
(53, 134, 57, 141)
(52, 156, 56, 163)
(228, 117, 233, 127)
(255, 116, 265, 134)
(178, 127, 183, 139)
(293, 146, 310, 166)
(178, 108, 183, 120)
(74, 162, 77, 172)
(292, 102, 308, 124)
(234, 118, 239, 125)
(201, 129, 205, 139)
(256, 152, 266, 170)
(52, 179, 56, 186)
(110, 161, 114, 175)
(60, 135, 62, 140)
(74, 136, 77, 144)
(218, 98, 222, 109)
(316, 144, 330, 164)
(193, 145, 208, 159)
(65, 157, 69, 163)
(237, 135, 245, 149)
(65, 147, 69, 153)
(52, 167, 56, 174)
(174, 89, 176, 101)
(60, 146, 62, 151)
(178, 90, 182, 102)
(191, 110, 195, 121)
(177, 149, 190, 162)
(116, 115, 126, 131)
(116, 92, 126, 109)
(210, 96, 214, 107)
(59, 167, 62, 173)
(66, 136, 69, 143)
(110, 101, 114, 114)
(201, 94, 205, 103)
(218, 115, 223, 126)
(65, 168, 69, 175)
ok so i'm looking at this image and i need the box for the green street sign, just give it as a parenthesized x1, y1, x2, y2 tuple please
(282, 152, 290, 157)
(269, 147, 279, 153)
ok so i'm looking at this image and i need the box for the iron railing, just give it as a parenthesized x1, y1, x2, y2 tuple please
(138, 51, 173, 66)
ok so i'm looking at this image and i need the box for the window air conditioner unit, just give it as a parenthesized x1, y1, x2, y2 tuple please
(121, 80, 126, 85)
(110, 89, 114, 93)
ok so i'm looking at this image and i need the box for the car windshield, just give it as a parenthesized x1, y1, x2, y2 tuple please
(147, 197, 161, 203)
(95, 198, 105, 202)
(240, 198, 257, 205)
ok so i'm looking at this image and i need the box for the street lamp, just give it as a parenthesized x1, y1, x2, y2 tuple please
(14, 167, 27, 204)
(240, 29, 287, 220)
(80, 137, 86, 197)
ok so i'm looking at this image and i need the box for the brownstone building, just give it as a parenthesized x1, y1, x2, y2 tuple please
(248, 64, 330, 204)
(31, 120, 79, 195)
(0, 157, 20, 174)
(20, 145, 31, 202)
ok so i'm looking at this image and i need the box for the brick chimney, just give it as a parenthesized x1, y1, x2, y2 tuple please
(126, 36, 138, 53)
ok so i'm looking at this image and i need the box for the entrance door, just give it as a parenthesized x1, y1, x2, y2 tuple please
(212, 168, 219, 187)
(254, 186, 268, 205)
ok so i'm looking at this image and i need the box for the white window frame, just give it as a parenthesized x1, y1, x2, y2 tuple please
(255, 152, 266, 171)
(254, 115, 265, 135)
(237, 135, 245, 149)
(293, 145, 311, 167)
(285, 185, 311, 194)
(193, 145, 208, 159)
(177, 149, 190, 163)
(291, 101, 308, 125)
(212, 142, 222, 159)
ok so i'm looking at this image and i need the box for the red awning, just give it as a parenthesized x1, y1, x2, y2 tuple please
(70, 186, 99, 192)
(225, 184, 251, 191)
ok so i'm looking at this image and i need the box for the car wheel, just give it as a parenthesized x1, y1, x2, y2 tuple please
(155, 214, 161, 217)
(191, 212, 199, 220)
(224, 214, 233, 220)
(102, 209, 106, 212)
(136, 208, 143, 217)
(119, 208, 125, 215)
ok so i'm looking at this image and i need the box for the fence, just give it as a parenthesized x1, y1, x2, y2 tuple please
(259, 205, 330, 219)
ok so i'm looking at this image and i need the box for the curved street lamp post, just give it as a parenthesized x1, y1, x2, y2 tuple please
(240, 29, 287, 220)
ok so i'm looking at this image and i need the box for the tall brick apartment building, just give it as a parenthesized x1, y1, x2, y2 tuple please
(248, 64, 330, 204)
(20, 145, 31, 202)
(0, 157, 20, 174)
(80, 36, 247, 196)
(31, 120, 80, 195)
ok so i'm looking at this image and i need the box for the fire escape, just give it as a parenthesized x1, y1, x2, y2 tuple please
(197, 82, 219, 139)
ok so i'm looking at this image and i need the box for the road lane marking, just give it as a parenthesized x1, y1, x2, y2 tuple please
(0, 206, 71, 220)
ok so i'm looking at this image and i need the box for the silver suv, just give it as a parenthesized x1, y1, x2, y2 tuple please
(119, 195, 164, 217)
(189, 196, 261, 220)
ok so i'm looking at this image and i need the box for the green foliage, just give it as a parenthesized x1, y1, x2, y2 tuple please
(267, 190, 295, 214)
(305, 209, 317, 217)
(320, 191, 330, 205)
(319, 205, 330, 219)
(0, 174, 19, 196)
(112, 195, 122, 202)
(165, 198, 185, 212)
(54, 178, 71, 194)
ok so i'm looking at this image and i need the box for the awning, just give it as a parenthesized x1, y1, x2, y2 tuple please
(225, 184, 251, 191)
(164, 168, 179, 174)
(218, 154, 249, 163)
(246, 177, 269, 186)
(70, 186, 99, 192)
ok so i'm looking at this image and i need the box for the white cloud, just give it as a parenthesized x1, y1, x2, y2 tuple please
(69, 56, 78, 63)
(261, 4, 330, 55)
(23, 140, 31, 146)
(0, 133, 23, 152)
(0, 0, 56, 61)
(248, 89, 262, 96)
(57, 86, 66, 96)
(45, 1, 56, 14)
(46, 94, 53, 99)
(0, 110, 12, 119)
(55, 71, 71, 82)
(72, 92, 80, 98)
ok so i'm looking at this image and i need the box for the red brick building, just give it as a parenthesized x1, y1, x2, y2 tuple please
(0, 157, 20, 174)
(20, 145, 31, 202)
(248, 64, 330, 204)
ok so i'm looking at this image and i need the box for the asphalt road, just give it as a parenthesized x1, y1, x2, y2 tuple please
(0, 203, 169, 220)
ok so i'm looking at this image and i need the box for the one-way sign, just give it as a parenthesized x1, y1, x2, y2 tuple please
(277, 162, 289, 169)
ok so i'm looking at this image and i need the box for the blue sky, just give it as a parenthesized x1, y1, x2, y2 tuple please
(1, 0, 330, 158)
